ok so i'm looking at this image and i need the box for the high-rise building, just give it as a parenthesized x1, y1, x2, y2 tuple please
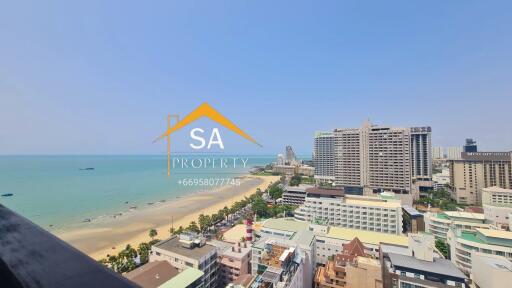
(276, 154, 285, 165)
(449, 152, 512, 205)
(328, 122, 432, 203)
(285, 145, 297, 165)
(433, 146, 444, 159)
(447, 146, 463, 159)
(313, 131, 335, 180)
(463, 138, 478, 152)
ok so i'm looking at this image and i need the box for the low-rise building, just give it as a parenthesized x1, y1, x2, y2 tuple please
(282, 185, 314, 206)
(471, 252, 512, 288)
(381, 233, 467, 288)
(312, 225, 408, 264)
(482, 186, 512, 230)
(295, 190, 403, 235)
(250, 238, 308, 288)
(314, 237, 383, 288)
(149, 233, 218, 288)
(402, 205, 424, 234)
(424, 211, 489, 241)
(124, 260, 179, 288)
(209, 240, 252, 287)
(447, 228, 512, 274)
(159, 267, 204, 288)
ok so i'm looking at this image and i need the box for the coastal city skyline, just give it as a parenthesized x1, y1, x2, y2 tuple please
(2, 1, 512, 155)
(2, 2, 512, 288)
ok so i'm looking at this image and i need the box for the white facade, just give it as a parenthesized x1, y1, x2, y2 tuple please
(424, 211, 489, 241)
(433, 146, 444, 159)
(447, 146, 463, 159)
(447, 228, 512, 273)
(471, 252, 512, 288)
(294, 194, 403, 235)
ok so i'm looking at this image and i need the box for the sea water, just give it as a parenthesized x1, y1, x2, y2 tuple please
(0, 155, 275, 231)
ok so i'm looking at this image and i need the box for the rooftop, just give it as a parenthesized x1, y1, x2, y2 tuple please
(388, 253, 466, 279)
(402, 205, 422, 217)
(325, 227, 408, 246)
(443, 211, 485, 220)
(305, 187, 344, 197)
(154, 236, 216, 260)
(159, 268, 204, 288)
(476, 228, 512, 240)
(262, 218, 309, 233)
(124, 261, 179, 288)
(345, 197, 401, 208)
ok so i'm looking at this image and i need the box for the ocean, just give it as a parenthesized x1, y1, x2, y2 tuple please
(0, 155, 276, 231)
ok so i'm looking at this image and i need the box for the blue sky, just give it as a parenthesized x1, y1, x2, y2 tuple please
(1, 1, 511, 155)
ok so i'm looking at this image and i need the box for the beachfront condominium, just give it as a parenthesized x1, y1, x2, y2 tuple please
(149, 233, 218, 288)
(294, 187, 403, 235)
(447, 228, 512, 274)
(316, 122, 432, 204)
(313, 131, 335, 181)
(448, 151, 512, 205)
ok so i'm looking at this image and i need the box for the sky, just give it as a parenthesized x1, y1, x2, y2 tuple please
(1, 1, 511, 155)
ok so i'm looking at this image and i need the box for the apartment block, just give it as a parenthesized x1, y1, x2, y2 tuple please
(449, 152, 512, 205)
(482, 186, 512, 229)
(208, 240, 252, 287)
(314, 131, 335, 181)
(424, 211, 489, 241)
(294, 188, 403, 235)
(314, 237, 383, 288)
(433, 146, 444, 159)
(319, 122, 433, 204)
(447, 146, 463, 160)
(380, 233, 467, 288)
(447, 228, 512, 274)
(471, 252, 512, 288)
(282, 185, 314, 206)
(149, 233, 218, 288)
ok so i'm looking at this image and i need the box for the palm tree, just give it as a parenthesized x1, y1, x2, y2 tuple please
(169, 227, 175, 236)
(137, 242, 151, 264)
(222, 206, 230, 221)
(149, 228, 158, 240)
(198, 214, 212, 233)
(187, 221, 200, 233)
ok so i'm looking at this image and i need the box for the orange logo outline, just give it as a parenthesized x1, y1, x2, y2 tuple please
(154, 102, 262, 176)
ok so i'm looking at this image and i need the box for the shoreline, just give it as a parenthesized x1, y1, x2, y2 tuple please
(56, 175, 279, 260)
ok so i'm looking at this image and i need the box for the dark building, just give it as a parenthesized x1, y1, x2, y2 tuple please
(402, 205, 425, 234)
(463, 138, 477, 152)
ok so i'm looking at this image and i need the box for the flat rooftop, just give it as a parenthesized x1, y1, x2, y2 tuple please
(125, 261, 179, 288)
(345, 197, 401, 208)
(460, 152, 512, 161)
(388, 253, 466, 279)
(476, 228, 512, 240)
(159, 268, 204, 288)
(262, 218, 309, 233)
(443, 211, 485, 220)
(305, 187, 344, 197)
(154, 236, 216, 260)
(325, 227, 408, 246)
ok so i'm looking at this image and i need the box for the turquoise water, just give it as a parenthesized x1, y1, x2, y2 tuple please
(0, 155, 274, 230)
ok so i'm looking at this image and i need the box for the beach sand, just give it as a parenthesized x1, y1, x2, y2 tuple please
(56, 175, 279, 260)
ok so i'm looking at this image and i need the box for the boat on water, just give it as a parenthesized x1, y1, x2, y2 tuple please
(82, 218, 91, 223)
(79, 167, 95, 171)
(1, 193, 14, 197)
(129, 205, 137, 209)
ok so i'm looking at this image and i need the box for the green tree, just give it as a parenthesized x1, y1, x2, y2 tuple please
(435, 239, 449, 258)
(198, 214, 212, 233)
(149, 228, 158, 240)
(137, 242, 151, 264)
(268, 185, 284, 200)
(187, 221, 200, 233)
(252, 196, 269, 218)
(289, 175, 302, 186)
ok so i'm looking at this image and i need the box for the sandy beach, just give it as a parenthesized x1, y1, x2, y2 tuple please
(56, 175, 279, 260)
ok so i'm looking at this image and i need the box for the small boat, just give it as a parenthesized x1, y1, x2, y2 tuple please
(1, 193, 13, 197)
(147, 202, 154, 205)
(124, 201, 129, 204)
(79, 167, 95, 171)
(82, 218, 91, 223)
(129, 206, 137, 209)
